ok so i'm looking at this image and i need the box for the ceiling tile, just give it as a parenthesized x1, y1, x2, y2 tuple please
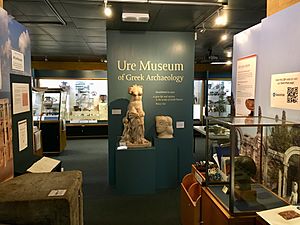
(83, 36, 107, 43)
(78, 28, 106, 37)
(62, 3, 106, 19)
(72, 18, 106, 29)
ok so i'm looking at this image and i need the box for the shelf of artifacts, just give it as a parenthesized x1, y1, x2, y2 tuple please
(207, 80, 231, 117)
(201, 114, 300, 225)
(66, 103, 108, 138)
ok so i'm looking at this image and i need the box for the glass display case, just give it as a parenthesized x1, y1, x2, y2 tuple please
(38, 79, 108, 123)
(205, 116, 300, 215)
(207, 80, 231, 117)
(32, 88, 44, 121)
(32, 88, 67, 153)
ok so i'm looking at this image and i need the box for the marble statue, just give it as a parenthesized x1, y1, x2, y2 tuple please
(289, 181, 298, 205)
(155, 115, 174, 139)
(120, 84, 151, 148)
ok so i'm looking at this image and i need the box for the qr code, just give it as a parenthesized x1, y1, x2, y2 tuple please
(287, 87, 298, 103)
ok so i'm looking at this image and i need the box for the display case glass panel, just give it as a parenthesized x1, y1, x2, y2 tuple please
(38, 79, 108, 122)
(194, 80, 203, 121)
(41, 89, 66, 121)
(205, 116, 300, 215)
(207, 80, 231, 117)
(32, 89, 44, 121)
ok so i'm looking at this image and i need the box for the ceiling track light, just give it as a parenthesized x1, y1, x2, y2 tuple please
(199, 23, 206, 33)
(215, 9, 227, 26)
(104, 0, 112, 17)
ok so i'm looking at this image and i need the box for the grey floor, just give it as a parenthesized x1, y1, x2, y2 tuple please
(54, 138, 208, 225)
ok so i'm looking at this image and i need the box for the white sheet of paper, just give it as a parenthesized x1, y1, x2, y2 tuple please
(18, 119, 28, 151)
(11, 49, 24, 72)
(257, 205, 300, 225)
(48, 189, 67, 197)
(12, 83, 30, 114)
(27, 156, 61, 173)
(236, 55, 257, 116)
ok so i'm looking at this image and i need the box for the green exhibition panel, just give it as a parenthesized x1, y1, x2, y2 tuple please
(107, 30, 195, 186)
(116, 147, 156, 194)
(154, 137, 178, 189)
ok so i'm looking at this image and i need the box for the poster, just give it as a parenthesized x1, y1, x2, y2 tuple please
(236, 55, 257, 116)
(18, 119, 27, 151)
(271, 72, 300, 110)
(11, 49, 24, 72)
(12, 83, 30, 114)
(0, 62, 2, 89)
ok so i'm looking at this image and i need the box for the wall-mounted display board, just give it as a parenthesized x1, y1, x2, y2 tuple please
(0, 99, 13, 182)
(107, 30, 195, 185)
(10, 74, 37, 174)
(0, 8, 35, 178)
(233, 3, 300, 121)
(271, 72, 300, 110)
(236, 55, 257, 116)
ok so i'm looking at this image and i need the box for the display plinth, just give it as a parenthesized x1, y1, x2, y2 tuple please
(154, 137, 178, 189)
(116, 147, 156, 194)
(0, 171, 83, 225)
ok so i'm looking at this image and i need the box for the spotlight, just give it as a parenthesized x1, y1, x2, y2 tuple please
(215, 10, 227, 26)
(221, 34, 228, 41)
(199, 23, 206, 33)
(104, 0, 112, 17)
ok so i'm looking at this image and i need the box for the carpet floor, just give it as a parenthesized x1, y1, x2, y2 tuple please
(55, 139, 182, 225)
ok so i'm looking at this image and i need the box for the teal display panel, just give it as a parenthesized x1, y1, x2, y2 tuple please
(10, 74, 38, 174)
(107, 30, 195, 185)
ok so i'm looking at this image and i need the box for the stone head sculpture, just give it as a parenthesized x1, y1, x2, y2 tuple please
(155, 115, 174, 139)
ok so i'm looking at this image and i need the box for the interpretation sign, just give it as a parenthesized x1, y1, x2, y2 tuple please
(236, 55, 257, 116)
(271, 72, 300, 110)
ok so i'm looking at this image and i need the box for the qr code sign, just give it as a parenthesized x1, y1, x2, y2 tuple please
(287, 87, 298, 103)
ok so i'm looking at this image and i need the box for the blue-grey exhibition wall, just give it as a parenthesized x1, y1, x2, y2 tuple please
(107, 30, 195, 185)
(233, 3, 300, 121)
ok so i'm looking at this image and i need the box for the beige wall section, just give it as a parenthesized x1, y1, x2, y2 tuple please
(0, 0, 3, 8)
(267, 0, 300, 16)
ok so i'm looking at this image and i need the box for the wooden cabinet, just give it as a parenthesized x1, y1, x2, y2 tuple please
(66, 123, 108, 138)
(201, 187, 256, 225)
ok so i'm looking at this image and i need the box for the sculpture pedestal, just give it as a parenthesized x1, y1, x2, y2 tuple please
(154, 137, 178, 189)
(116, 147, 156, 194)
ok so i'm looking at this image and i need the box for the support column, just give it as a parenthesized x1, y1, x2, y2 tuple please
(267, 0, 300, 16)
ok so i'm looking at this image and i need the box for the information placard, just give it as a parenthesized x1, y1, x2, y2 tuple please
(271, 72, 300, 110)
(12, 83, 30, 114)
(11, 49, 24, 72)
(236, 55, 257, 116)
